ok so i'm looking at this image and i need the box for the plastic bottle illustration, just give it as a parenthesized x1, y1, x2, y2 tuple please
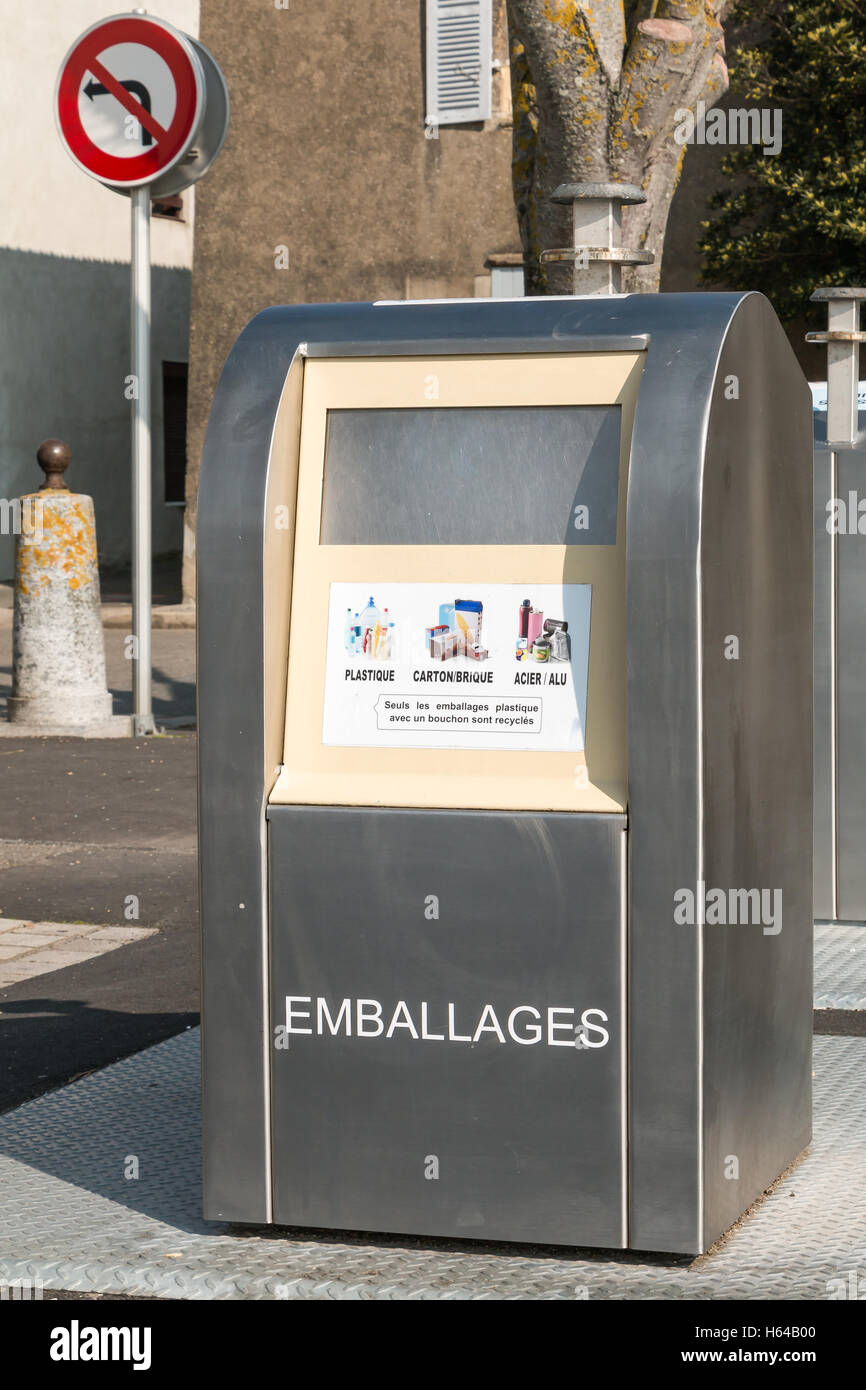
(361, 596, 381, 655)
(376, 620, 395, 662)
(344, 608, 355, 651)
(380, 609, 395, 661)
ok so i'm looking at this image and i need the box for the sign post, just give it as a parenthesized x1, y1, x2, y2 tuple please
(55, 12, 229, 734)
(131, 183, 153, 731)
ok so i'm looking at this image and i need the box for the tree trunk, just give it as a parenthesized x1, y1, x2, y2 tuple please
(507, 0, 732, 294)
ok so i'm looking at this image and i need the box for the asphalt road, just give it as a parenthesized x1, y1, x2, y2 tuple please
(0, 734, 199, 1113)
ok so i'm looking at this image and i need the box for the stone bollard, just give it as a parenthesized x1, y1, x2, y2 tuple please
(7, 440, 120, 733)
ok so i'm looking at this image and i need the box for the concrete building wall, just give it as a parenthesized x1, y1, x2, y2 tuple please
(0, 0, 199, 581)
(184, 0, 520, 596)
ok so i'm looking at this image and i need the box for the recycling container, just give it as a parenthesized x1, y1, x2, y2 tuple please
(198, 292, 813, 1254)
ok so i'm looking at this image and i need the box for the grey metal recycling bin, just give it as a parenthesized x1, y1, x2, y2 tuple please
(198, 291, 813, 1255)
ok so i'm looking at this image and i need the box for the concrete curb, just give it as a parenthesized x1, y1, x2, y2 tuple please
(100, 604, 197, 630)
(0, 715, 136, 739)
(0, 716, 196, 738)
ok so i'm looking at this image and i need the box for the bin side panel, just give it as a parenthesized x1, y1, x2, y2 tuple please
(625, 316, 724, 1254)
(700, 294, 813, 1248)
(835, 442, 866, 921)
(197, 315, 302, 1222)
(813, 444, 835, 919)
(268, 806, 627, 1248)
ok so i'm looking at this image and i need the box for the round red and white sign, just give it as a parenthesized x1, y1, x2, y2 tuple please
(55, 13, 204, 188)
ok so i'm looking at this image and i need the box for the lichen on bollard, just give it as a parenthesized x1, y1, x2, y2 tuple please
(8, 440, 114, 729)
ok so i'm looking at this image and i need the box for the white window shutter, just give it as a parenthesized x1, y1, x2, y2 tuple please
(426, 0, 493, 126)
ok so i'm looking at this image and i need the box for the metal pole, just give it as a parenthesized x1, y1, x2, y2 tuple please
(130, 185, 155, 735)
(806, 288, 866, 448)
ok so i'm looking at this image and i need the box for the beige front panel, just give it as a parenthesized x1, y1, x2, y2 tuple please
(270, 353, 643, 812)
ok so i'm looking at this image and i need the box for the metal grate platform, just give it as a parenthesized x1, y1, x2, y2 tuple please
(815, 922, 866, 1011)
(0, 1030, 863, 1299)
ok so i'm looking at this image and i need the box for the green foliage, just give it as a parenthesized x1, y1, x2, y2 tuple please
(699, 0, 866, 324)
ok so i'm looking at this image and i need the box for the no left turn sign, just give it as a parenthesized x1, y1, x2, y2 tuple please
(52, 12, 228, 735)
(55, 13, 205, 188)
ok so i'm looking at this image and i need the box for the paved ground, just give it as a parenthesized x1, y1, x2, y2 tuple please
(0, 919, 155, 988)
(0, 732, 198, 1113)
(0, 587, 198, 1112)
(0, 1029, 861, 1300)
(0, 592, 863, 1300)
